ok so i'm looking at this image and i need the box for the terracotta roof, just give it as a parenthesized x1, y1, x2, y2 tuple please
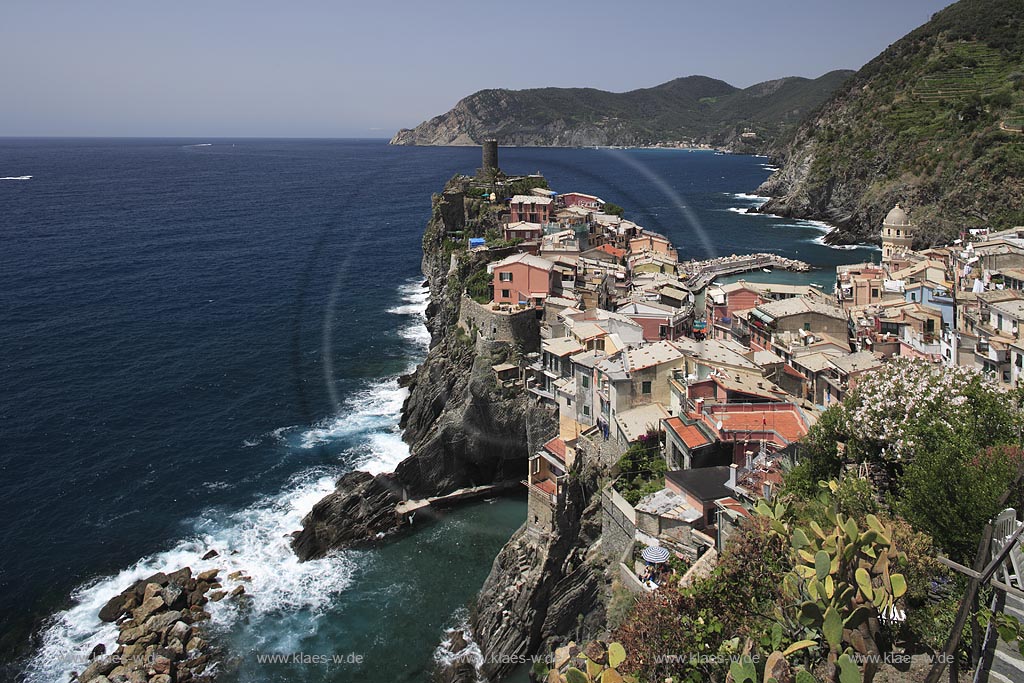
(543, 437, 567, 462)
(708, 405, 809, 444)
(664, 416, 713, 449)
(596, 244, 626, 259)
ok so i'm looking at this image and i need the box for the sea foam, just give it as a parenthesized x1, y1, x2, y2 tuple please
(25, 279, 432, 681)
(24, 469, 356, 683)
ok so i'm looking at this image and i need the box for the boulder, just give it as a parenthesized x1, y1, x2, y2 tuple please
(208, 591, 226, 602)
(169, 620, 191, 642)
(229, 585, 246, 598)
(166, 567, 192, 586)
(99, 592, 132, 623)
(196, 569, 218, 583)
(142, 583, 162, 602)
(186, 590, 207, 608)
(149, 675, 172, 683)
(201, 549, 219, 560)
(142, 572, 170, 587)
(143, 610, 181, 635)
(131, 596, 164, 622)
(117, 625, 146, 645)
(151, 648, 174, 674)
(160, 583, 185, 610)
(78, 656, 117, 682)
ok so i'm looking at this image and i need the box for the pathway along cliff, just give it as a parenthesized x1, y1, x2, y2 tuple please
(290, 176, 615, 682)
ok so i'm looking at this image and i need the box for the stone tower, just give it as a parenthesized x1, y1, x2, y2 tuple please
(481, 139, 499, 174)
(881, 204, 914, 267)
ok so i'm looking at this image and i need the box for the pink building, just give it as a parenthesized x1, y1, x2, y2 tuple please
(560, 192, 605, 210)
(503, 221, 544, 242)
(509, 195, 553, 224)
(489, 252, 559, 306)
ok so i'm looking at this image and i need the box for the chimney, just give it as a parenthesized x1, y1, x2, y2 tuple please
(695, 397, 704, 414)
(729, 463, 738, 489)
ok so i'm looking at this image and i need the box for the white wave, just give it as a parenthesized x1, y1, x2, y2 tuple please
(399, 319, 431, 348)
(361, 431, 411, 474)
(389, 282, 430, 315)
(811, 235, 857, 250)
(794, 218, 835, 233)
(185, 143, 213, 147)
(1, 175, 32, 180)
(434, 609, 485, 682)
(728, 192, 770, 203)
(298, 377, 410, 450)
(24, 469, 356, 683)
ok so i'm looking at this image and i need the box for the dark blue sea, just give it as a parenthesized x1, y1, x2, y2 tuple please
(0, 139, 876, 683)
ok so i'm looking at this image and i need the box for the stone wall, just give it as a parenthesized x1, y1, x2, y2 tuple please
(577, 430, 627, 471)
(600, 487, 636, 562)
(458, 295, 541, 352)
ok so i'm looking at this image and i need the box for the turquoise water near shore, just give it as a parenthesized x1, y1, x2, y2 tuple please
(1, 140, 877, 683)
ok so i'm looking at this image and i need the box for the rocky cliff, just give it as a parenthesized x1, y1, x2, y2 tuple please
(757, 0, 1024, 246)
(292, 179, 554, 561)
(390, 72, 853, 152)
(436, 438, 611, 683)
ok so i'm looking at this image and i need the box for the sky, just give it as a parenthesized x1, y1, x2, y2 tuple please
(0, 0, 954, 138)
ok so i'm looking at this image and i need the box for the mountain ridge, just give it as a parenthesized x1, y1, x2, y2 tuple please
(390, 71, 854, 151)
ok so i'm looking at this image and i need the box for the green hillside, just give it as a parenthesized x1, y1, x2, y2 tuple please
(760, 0, 1024, 244)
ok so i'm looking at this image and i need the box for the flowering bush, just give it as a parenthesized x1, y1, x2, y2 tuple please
(838, 358, 1020, 462)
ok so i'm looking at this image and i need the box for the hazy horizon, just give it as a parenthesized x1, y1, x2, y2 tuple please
(2, 0, 952, 137)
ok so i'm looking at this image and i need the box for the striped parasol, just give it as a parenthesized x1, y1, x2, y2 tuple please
(641, 545, 671, 564)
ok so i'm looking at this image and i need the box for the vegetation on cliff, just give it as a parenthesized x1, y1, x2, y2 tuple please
(760, 0, 1024, 245)
(390, 72, 853, 151)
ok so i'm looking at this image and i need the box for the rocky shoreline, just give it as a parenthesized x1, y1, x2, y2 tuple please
(71, 561, 249, 683)
(290, 181, 551, 560)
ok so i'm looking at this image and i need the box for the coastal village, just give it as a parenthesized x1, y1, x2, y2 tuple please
(440, 142, 1024, 606)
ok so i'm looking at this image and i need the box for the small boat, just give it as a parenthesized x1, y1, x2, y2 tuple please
(810, 283, 824, 289)
(762, 268, 772, 273)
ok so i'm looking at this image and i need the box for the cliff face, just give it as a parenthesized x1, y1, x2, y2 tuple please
(390, 72, 853, 152)
(292, 180, 555, 560)
(438, 444, 609, 683)
(757, 0, 1024, 245)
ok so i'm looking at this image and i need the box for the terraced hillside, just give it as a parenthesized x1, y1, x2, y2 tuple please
(758, 0, 1024, 246)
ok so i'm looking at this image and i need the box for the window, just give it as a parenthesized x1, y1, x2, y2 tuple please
(583, 405, 591, 416)
(581, 374, 590, 388)
(499, 271, 512, 282)
(641, 381, 652, 395)
(911, 293, 917, 302)
(803, 322, 811, 331)
(501, 289, 510, 299)
(871, 288, 879, 298)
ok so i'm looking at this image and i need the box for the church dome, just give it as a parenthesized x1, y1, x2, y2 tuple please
(883, 204, 910, 227)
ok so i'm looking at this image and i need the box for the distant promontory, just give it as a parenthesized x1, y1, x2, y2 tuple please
(390, 72, 854, 152)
